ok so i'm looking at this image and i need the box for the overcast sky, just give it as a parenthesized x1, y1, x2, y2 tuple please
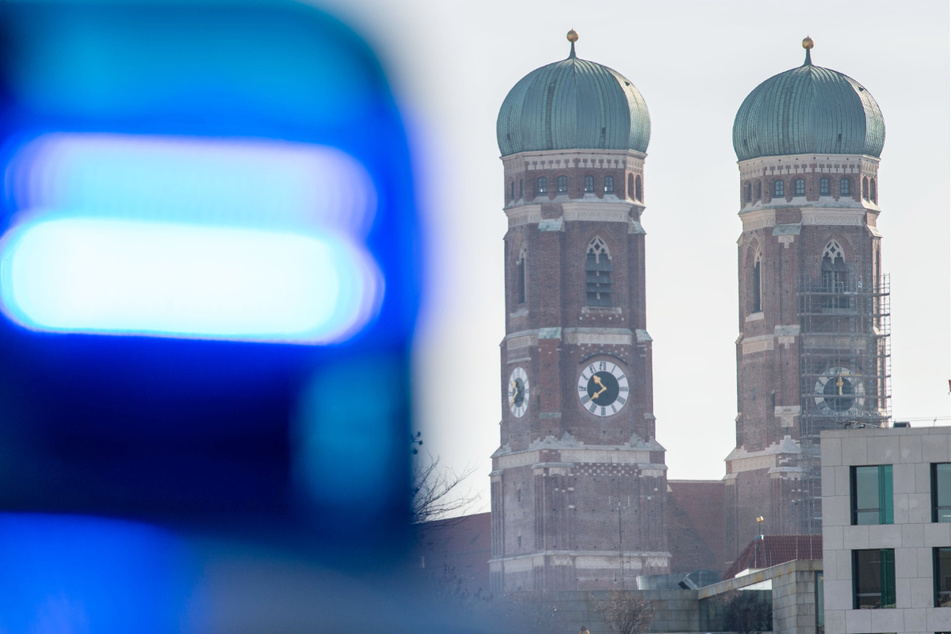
(315, 0, 951, 515)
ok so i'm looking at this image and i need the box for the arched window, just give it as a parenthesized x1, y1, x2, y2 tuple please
(519, 178, 523, 198)
(537, 177, 547, 195)
(627, 174, 634, 199)
(752, 250, 763, 313)
(773, 180, 784, 197)
(745, 182, 752, 203)
(862, 177, 869, 200)
(584, 175, 594, 193)
(840, 178, 851, 196)
(516, 244, 527, 304)
(820, 177, 830, 196)
(585, 237, 613, 307)
(755, 181, 762, 200)
(557, 175, 568, 193)
(870, 179, 877, 203)
(604, 176, 614, 194)
(822, 240, 848, 309)
(635, 175, 643, 201)
(794, 178, 805, 196)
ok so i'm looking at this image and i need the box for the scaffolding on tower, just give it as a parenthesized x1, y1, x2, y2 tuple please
(795, 269, 891, 535)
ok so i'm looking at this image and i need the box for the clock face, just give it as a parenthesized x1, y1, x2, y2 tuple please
(577, 360, 629, 417)
(508, 367, 529, 418)
(814, 367, 865, 416)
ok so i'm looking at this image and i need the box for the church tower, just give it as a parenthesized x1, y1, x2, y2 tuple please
(726, 38, 891, 558)
(489, 31, 668, 593)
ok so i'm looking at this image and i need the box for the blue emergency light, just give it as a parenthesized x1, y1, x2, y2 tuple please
(0, 1, 420, 531)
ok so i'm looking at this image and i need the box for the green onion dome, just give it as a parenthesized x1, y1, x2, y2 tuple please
(733, 37, 885, 161)
(497, 31, 650, 157)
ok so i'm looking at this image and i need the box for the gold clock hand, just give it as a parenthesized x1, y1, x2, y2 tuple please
(510, 380, 519, 404)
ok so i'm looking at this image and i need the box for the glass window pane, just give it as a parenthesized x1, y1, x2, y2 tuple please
(936, 548, 951, 607)
(854, 550, 882, 608)
(936, 464, 951, 509)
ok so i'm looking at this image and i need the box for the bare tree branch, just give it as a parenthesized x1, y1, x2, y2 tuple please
(411, 432, 479, 524)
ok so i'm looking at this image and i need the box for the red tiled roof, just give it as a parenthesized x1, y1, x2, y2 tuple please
(723, 534, 823, 579)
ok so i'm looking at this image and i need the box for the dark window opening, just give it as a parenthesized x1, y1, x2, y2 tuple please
(773, 179, 784, 197)
(840, 178, 851, 196)
(853, 549, 895, 609)
(745, 182, 752, 203)
(794, 178, 805, 196)
(752, 257, 762, 312)
(755, 181, 762, 200)
(862, 177, 869, 200)
(635, 175, 643, 201)
(516, 253, 526, 304)
(820, 177, 830, 196)
(584, 175, 594, 193)
(870, 179, 877, 203)
(557, 175, 567, 193)
(935, 547, 951, 607)
(519, 178, 523, 198)
(604, 176, 614, 194)
(537, 177, 547, 195)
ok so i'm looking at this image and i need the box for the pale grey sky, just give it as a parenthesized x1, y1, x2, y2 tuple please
(316, 0, 951, 515)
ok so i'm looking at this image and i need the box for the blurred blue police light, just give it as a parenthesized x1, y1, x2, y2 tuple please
(0, 133, 383, 343)
(0, 217, 382, 343)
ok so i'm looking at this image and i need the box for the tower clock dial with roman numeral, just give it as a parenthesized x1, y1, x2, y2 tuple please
(508, 366, 529, 418)
(577, 360, 629, 417)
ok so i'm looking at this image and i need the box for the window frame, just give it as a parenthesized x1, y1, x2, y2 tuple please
(536, 176, 547, 195)
(773, 179, 784, 197)
(820, 177, 830, 196)
(840, 178, 851, 196)
(794, 178, 805, 196)
(850, 464, 893, 525)
(852, 548, 896, 609)
(584, 175, 594, 193)
(604, 175, 614, 194)
(635, 175, 643, 201)
(936, 547, 951, 607)
(557, 175, 568, 194)
(932, 463, 951, 522)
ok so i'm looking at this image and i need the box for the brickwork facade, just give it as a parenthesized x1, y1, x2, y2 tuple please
(727, 152, 889, 559)
(491, 149, 669, 592)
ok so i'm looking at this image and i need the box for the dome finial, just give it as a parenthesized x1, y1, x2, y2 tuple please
(802, 36, 814, 66)
(567, 29, 578, 59)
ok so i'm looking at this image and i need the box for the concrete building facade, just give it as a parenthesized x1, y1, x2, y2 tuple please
(822, 426, 951, 633)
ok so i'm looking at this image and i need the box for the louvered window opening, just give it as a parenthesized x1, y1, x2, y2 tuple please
(585, 252, 613, 307)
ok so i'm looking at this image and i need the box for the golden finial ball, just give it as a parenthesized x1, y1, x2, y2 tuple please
(802, 36, 814, 50)
(567, 29, 579, 43)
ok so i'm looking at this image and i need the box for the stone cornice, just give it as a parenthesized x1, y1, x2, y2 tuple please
(501, 149, 646, 173)
(737, 153, 880, 179)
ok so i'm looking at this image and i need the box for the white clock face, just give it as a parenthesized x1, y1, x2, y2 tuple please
(508, 366, 529, 418)
(814, 366, 865, 416)
(577, 360, 629, 417)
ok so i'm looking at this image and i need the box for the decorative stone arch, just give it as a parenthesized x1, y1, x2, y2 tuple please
(585, 236, 613, 307)
(821, 239, 849, 307)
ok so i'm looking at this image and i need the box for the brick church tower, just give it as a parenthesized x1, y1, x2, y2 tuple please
(725, 38, 891, 558)
(489, 31, 669, 593)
